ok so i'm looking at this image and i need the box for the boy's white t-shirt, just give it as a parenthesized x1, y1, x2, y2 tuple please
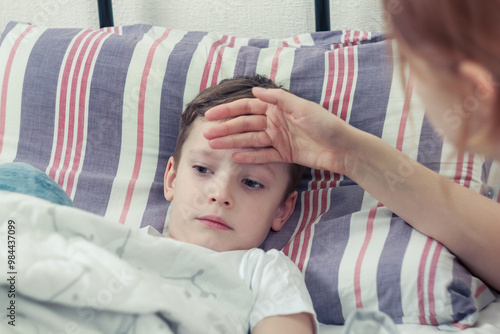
(210, 248, 317, 331)
(141, 226, 318, 332)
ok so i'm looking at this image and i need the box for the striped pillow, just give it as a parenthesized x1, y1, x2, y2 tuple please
(0, 22, 495, 328)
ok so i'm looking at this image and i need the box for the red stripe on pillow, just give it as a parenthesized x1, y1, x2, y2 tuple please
(331, 49, 345, 117)
(210, 36, 236, 87)
(354, 206, 377, 308)
(463, 152, 475, 188)
(322, 51, 336, 111)
(270, 47, 284, 82)
(418, 237, 434, 325)
(339, 46, 355, 121)
(49, 30, 93, 181)
(396, 73, 413, 151)
(475, 283, 488, 298)
(427, 242, 443, 326)
(66, 31, 111, 195)
(0, 25, 35, 155)
(119, 28, 172, 224)
(200, 35, 229, 92)
(58, 31, 104, 189)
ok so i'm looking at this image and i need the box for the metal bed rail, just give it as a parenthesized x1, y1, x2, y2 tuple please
(315, 0, 331, 31)
(97, 0, 330, 31)
(97, 0, 114, 28)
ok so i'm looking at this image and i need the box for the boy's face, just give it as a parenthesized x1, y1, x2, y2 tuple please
(164, 118, 297, 252)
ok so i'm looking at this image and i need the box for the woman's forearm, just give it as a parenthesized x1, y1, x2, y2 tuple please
(204, 89, 500, 290)
(342, 130, 500, 290)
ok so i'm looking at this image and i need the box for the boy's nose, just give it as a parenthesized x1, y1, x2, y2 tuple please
(206, 178, 234, 208)
(210, 196, 232, 207)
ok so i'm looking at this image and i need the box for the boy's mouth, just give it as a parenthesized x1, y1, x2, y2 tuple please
(197, 215, 232, 230)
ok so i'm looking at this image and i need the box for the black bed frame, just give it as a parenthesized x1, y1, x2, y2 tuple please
(97, 0, 330, 32)
(97, 0, 114, 28)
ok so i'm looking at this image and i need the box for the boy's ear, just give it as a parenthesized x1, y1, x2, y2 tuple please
(164, 157, 176, 201)
(271, 190, 298, 232)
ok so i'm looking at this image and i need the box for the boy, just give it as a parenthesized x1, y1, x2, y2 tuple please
(163, 75, 317, 333)
(0, 75, 317, 333)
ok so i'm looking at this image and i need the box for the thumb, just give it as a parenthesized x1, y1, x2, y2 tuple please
(252, 86, 302, 110)
(252, 87, 314, 117)
(252, 87, 283, 106)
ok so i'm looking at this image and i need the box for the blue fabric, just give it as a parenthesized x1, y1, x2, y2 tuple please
(0, 162, 73, 206)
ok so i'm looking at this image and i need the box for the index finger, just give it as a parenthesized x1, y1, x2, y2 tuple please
(205, 98, 268, 121)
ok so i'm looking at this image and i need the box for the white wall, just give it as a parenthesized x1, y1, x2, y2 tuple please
(0, 0, 385, 38)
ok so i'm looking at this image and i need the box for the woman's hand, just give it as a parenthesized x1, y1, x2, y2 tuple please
(204, 87, 358, 175)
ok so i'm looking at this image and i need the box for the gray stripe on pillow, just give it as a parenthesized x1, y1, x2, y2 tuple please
(15, 29, 80, 170)
(376, 214, 412, 324)
(306, 214, 352, 324)
(73, 29, 145, 213)
(141, 31, 208, 230)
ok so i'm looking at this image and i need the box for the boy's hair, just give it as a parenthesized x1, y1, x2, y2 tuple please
(173, 74, 305, 200)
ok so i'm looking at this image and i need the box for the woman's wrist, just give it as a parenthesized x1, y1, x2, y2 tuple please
(339, 128, 395, 184)
(322, 121, 373, 178)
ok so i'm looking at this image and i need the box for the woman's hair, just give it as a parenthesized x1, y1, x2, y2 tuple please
(173, 74, 305, 200)
(382, 0, 500, 151)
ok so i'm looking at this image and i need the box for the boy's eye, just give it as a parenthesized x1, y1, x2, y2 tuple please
(194, 166, 212, 174)
(243, 179, 264, 189)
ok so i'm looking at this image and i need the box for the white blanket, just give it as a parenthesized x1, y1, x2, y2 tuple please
(0, 191, 254, 334)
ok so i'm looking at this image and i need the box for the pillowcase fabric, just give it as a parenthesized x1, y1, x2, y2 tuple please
(0, 21, 495, 328)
